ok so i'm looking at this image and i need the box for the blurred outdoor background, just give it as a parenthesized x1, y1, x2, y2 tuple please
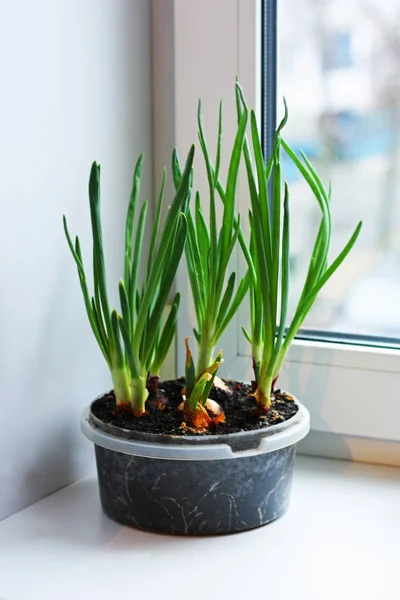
(279, 0, 400, 339)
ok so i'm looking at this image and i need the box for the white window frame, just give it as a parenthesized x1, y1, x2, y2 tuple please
(151, 0, 400, 466)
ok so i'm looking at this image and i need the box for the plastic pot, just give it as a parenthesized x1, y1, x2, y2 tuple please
(82, 395, 310, 535)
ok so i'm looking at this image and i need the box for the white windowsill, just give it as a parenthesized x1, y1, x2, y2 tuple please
(0, 456, 399, 600)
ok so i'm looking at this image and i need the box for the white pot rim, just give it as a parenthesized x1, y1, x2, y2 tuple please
(81, 394, 310, 461)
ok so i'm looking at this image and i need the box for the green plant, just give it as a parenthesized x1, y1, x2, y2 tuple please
(63, 145, 195, 416)
(181, 340, 224, 428)
(172, 99, 250, 403)
(236, 83, 362, 409)
(183, 338, 222, 404)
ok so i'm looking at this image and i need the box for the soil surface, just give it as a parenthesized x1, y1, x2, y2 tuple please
(91, 378, 299, 436)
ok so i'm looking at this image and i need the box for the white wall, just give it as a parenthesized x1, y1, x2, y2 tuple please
(0, 0, 152, 520)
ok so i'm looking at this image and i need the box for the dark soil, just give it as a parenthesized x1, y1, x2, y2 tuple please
(91, 378, 299, 436)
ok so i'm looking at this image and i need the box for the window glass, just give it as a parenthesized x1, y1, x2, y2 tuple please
(278, 0, 400, 339)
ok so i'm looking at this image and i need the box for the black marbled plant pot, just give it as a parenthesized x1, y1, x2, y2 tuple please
(94, 443, 296, 535)
(82, 399, 310, 536)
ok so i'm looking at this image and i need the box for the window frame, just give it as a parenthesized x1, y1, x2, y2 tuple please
(152, 0, 400, 466)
